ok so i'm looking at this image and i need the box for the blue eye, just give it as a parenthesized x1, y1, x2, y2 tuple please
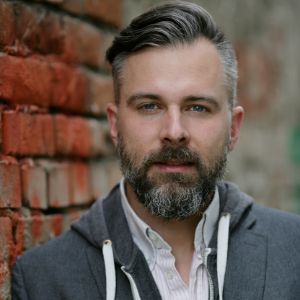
(140, 103, 159, 111)
(189, 105, 207, 112)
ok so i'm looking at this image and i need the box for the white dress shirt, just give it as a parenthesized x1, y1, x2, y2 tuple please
(120, 178, 220, 300)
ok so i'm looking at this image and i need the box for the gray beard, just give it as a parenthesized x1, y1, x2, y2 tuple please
(117, 138, 228, 220)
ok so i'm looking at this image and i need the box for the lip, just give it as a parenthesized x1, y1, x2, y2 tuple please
(153, 162, 194, 173)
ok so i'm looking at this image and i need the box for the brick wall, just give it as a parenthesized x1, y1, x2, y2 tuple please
(0, 0, 122, 299)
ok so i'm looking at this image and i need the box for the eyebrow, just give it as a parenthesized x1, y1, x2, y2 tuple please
(184, 95, 220, 109)
(126, 93, 161, 106)
(126, 93, 220, 108)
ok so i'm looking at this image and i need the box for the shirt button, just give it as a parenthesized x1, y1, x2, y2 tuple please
(166, 271, 174, 280)
(148, 231, 163, 249)
(148, 231, 157, 241)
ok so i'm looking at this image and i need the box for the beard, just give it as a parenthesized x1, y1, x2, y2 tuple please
(117, 136, 228, 220)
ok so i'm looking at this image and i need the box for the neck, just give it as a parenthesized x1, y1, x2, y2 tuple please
(125, 181, 202, 245)
(125, 181, 204, 284)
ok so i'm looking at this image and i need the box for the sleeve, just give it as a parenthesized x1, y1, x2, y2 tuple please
(11, 258, 29, 300)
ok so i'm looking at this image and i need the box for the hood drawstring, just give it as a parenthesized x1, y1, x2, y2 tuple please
(121, 267, 142, 300)
(102, 214, 230, 300)
(217, 213, 231, 300)
(102, 240, 116, 300)
(102, 240, 142, 300)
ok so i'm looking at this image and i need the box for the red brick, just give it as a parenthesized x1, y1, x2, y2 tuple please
(69, 161, 92, 205)
(89, 160, 108, 199)
(0, 217, 13, 264)
(2, 111, 55, 157)
(87, 73, 114, 115)
(22, 214, 65, 250)
(50, 63, 88, 113)
(54, 115, 92, 157)
(0, 2, 108, 67)
(0, 217, 13, 300)
(56, 0, 84, 15)
(84, 0, 122, 27)
(50, 214, 64, 237)
(12, 2, 64, 57)
(0, 54, 53, 107)
(62, 16, 105, 68)
(0, 1, 15, 49)
(47, 162, 72, 208)
(0, 55, 89, 113)
(89, 120, 113, 156)
(90, 159, 121, 199)
(12, 214, 25, 259)
(63, 210, 82, 229)
(61, 0, 122, 27)
(0, 157, 21, 208)
(21, 159, 48, 209)
(42, 160, 92, 207)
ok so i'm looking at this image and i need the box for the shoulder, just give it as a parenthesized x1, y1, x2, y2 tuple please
(243, 203, 300, 251)
(15, 229, 90, 272)
(251, 203, 300, 232)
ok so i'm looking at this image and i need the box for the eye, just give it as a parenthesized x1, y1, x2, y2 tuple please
(188, 104, 208, 113)
(138, 102, 160, 112)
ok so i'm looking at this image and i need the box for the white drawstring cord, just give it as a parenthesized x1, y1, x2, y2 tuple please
(217, 213, 231, 300)
(102, 240, 116, 300)
(121, 267, 142, 300)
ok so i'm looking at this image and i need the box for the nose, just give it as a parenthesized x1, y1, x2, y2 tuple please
(159, 108, 190, 146)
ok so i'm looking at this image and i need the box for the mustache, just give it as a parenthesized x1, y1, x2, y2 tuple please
(142, 146, 203, 168)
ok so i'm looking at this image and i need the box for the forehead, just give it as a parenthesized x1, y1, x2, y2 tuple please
(119, 38, 227, 103)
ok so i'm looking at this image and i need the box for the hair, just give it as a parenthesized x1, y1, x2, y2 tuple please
(106, 1, 237, 109)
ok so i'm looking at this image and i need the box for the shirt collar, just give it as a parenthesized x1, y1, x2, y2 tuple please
(120, 178, 220, 268)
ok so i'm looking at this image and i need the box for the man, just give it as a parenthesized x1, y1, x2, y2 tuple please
(12, 2, 300, 300)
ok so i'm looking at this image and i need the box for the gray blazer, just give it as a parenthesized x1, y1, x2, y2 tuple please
(12, 182, 300, 299)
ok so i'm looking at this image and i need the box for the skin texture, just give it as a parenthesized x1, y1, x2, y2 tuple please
(107, 38, 244, 283)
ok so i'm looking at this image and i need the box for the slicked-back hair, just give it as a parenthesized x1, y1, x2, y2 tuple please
(106, 1, 237, 109)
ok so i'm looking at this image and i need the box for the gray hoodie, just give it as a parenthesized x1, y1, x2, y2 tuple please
(12, 181, 300, 300)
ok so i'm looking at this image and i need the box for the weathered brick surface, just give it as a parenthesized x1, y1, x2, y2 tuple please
(0, 1, 110, 68)
(22, 214, 65, 250)
(47, 161, 72, 208)
(0, 55, 90, 113)
(69, 162, 92, 205)
(21, 159, 48, 209)
(2, 111, 55, 157)
(54, 115, 92, 157)
(87, 72, 114, 114)
(0, 217, 13, 300)
(0, 54, 53, 107)
(0, 0, 123, 298)
(0, 157, 21, 208)
(90, 159, 121, 199)
(89, 120, 113, 156)
(62, 16, 106, 68)
(0, 1, 14, 49)
(0, 54, 113, 115)
(83, 0, 122, 27)
(44, 0, 123, 27)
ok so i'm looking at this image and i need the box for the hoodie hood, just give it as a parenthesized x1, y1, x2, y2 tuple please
(72, 183, 139, 268)
(71, 181, 254, 257)
(218, 181, 254, 231)
(71, 181, 254, 300)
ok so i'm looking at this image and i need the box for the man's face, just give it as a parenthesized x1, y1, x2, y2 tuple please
(107, 38, 244, 219)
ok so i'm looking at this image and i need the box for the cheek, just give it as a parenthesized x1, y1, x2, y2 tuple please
(190, 119, 230, 158)
(117, 117, 158, 160)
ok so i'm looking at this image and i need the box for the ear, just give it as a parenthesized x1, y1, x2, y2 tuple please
(106, 102, 119, 146)
(228, 106, 244, 152)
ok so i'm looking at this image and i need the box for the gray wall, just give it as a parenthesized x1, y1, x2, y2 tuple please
(123, 0, 300, 212)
